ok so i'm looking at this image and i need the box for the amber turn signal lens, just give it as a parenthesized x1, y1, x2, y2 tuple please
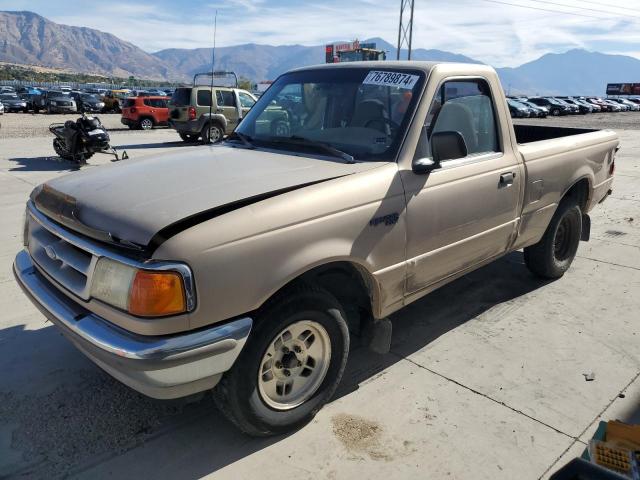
(128, 270, 186, 317)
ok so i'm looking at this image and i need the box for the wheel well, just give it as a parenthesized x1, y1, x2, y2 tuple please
(203, 119, 224, 131)
(268, 262, 376, 334)
(563, 178, 590, 212)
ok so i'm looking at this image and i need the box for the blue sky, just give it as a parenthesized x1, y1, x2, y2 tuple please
(1, 0, 639, 67)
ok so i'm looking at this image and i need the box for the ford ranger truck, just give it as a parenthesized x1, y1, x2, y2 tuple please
(14, 62, 618, 436)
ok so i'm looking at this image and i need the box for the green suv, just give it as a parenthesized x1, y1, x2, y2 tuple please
(168, 86, 258, 143)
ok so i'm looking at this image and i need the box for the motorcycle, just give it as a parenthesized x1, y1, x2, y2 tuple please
(49, 114, 127, 164)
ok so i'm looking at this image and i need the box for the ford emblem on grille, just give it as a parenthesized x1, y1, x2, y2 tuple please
(44, 245, 58, 260)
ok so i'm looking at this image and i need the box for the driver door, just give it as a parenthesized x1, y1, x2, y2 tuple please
(401, 78, 522, 294)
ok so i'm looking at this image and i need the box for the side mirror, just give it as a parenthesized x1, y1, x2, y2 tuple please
(412, 130, 468, 174)
(412, 157, 440, 174)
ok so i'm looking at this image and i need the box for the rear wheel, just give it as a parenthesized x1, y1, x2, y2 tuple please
(524, 199, 582, 279)
(139, 118, 154, 130)
(213, 284, 349, 436)
(201, 123, 223, 144)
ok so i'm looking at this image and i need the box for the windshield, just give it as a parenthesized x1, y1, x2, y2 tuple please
(233, 68, 425, 162)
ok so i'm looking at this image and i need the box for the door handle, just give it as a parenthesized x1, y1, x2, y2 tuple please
(499, 172, 515, 187)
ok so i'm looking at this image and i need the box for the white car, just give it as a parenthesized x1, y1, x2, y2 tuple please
(0, 101, 4, 115)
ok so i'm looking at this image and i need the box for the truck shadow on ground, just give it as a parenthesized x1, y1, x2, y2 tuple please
(0, 251, 551, 479)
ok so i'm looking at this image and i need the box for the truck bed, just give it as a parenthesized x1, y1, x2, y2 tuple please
(514, 124, 596, 144)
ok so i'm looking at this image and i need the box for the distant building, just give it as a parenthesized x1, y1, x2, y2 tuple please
(325, 40, 386, 63)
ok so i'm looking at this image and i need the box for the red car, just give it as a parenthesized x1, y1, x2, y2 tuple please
(121, 96, 169, 130)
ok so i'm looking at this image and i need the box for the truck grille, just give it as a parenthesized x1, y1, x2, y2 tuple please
(27, 215, 97, 300)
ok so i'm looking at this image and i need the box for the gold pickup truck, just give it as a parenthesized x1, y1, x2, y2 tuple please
(14, 62, 617, 436)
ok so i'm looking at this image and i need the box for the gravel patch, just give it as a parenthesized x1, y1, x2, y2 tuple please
(513, 111, 640, 130)
(0, 112, 168, 140)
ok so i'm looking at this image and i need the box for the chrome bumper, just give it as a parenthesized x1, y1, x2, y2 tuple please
(13, 250, 252, 399)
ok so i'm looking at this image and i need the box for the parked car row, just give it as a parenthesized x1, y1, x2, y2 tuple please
(0, 84, 175, 115)
(506, 94, 640, 118)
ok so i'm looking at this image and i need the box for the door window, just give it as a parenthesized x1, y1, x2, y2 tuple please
(420, 79, 500, 160)
(148, 98, 166, 108)
(239, 92, 256, 108)
(216, 90, 236, 107)
(197, 90, 212, 107)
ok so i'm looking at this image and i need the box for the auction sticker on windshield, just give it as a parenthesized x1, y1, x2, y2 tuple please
(363, 71, 419, 89)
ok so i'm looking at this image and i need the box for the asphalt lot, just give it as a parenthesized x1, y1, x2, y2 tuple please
(0, 112, 638, 479)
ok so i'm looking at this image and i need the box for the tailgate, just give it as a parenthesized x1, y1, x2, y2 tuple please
(169, 87, 192, 122)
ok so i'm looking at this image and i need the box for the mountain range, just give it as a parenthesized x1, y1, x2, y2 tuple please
(1, 10, 639, 95)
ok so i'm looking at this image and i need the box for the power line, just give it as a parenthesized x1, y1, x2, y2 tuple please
(527, 0, 640, 19)
(478, 0, 635, 21)
(579, 0, 640, 14)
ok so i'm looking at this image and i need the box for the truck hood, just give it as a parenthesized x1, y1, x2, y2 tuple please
(35, 144, 385, 249)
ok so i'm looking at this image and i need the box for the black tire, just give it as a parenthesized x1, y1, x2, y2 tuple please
(179, 132, 198, 142)
(551, 108, 560, 116)
(213, 284, 350, 437)
(53, 138, 73, 160)
(201, 122, 224, 144)
(524, 199, 582, 279)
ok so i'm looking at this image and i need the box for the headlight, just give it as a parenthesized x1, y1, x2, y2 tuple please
(90, 257, 187, 317)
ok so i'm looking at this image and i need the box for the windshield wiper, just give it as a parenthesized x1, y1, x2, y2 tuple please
(226, 131, 255, 149)
(265, 136, 356, 164)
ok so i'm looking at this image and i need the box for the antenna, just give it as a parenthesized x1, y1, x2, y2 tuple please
(208, 10, 218, 144)
(397, 0, 415, 60)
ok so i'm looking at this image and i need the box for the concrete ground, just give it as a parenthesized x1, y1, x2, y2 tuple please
(0, 114, 638, 479)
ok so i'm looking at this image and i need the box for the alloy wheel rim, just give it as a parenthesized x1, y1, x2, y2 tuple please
(141, 119, 152, 129)
(257, 320, 331, 411)
(209, 126, 221, 142)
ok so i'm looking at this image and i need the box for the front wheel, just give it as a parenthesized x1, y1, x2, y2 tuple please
(213, 284, 349, 436)
(524, 199, 582, 279)
(551, 108, 560, 116)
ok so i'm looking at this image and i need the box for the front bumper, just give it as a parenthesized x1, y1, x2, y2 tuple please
(13, 250, 252, 399)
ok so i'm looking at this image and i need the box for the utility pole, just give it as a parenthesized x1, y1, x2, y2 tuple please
(397, 0, 415, 60)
